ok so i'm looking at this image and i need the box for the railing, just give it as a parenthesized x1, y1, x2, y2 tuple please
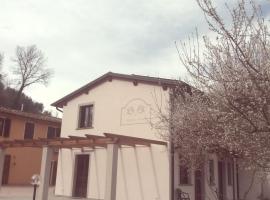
(176, 188, 190, 200)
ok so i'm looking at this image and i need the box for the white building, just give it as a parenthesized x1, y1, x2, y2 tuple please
(51, 72, 268, 200)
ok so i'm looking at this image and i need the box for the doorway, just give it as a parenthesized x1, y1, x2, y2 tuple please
(195, 169, 204, 200)
(49, 161, 57, 186)
(2, 155, 11, 185)
(73, 154, 90, 198)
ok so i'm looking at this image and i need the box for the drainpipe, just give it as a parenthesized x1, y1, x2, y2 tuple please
(169, 140, 175, 200)
(169, 91, 175, 200)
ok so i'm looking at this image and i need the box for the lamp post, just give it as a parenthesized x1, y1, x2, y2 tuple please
(31, 174, 40, 200)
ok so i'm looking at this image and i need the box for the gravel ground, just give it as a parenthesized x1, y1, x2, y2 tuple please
(0, 186, 89, 200)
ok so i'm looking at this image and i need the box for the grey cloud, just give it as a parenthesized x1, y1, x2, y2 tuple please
(0, 0, 222, 109)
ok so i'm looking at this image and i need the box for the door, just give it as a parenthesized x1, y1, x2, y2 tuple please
(195, 169, 204, 200)
(73, 154, 90, 198)
(49, 161, 57, 186)
(218, 161, 225, 200)
(2, 155, 11, 185)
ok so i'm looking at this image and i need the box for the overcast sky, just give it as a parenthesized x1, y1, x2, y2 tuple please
(0, 0, 269, 113)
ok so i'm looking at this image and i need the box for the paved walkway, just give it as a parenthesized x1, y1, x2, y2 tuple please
(0, 186, 89, 200)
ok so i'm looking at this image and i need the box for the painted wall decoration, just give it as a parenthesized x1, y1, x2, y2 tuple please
(121, 98, 151, 125)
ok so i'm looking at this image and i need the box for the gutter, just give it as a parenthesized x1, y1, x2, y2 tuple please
(56, 107, 63, 113)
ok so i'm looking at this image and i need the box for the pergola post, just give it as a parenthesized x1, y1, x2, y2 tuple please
(0, 148, 6, 189)
(37, 146, 53, 200)
(105, 143, 119, 200)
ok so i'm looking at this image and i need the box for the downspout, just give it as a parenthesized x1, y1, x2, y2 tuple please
(169, 91, 175, 200)
(169, 140, 175, 200)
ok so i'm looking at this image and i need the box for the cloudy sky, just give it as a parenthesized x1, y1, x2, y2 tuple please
(0, 0, 269, 113)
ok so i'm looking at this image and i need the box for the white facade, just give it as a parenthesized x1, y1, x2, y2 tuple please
(54, 73, 269, 200)
(173, 153, 238, 200)
(55, 79, 170, 200)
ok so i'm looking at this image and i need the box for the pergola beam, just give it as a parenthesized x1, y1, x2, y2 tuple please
(104, 133, 167, 146)
(0, 133, 166, 149)
(0, 133, 167, 200)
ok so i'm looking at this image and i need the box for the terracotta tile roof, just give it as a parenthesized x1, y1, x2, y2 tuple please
(0, 106, 61, 124)
(51, 72, 187, 108)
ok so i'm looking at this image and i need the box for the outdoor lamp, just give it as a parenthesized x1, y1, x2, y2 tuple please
(31, 174, 40, 200)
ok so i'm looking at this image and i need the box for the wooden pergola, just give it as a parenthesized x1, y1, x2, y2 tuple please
(0, 133, 167, 200)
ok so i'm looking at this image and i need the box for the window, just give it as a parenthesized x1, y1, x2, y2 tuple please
(0, 118, 11, 138)
(78, 105, 93, 128)
(227, 162, 232, 186)
(0, 118, 4, 136)
(179, 165, 191, 185)
(24, 122, 35, 139)
(209, 159, 215, 185)
(47, 127, 61, 139)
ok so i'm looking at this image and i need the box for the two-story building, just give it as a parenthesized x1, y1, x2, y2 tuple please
(0, 106, 61, 185)
(50, 72, 269, 200)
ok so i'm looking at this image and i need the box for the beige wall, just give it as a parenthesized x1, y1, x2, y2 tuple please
(0, 112, 60, 185)
(60, 79, 169, 139)
(174, 153, 237, 200)
(55, 79, 170, 200)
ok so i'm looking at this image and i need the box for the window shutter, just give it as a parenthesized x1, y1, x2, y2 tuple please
(3, 118, 11, 138)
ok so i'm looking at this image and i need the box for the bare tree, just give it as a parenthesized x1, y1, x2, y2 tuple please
(12, 45, 52, 109)
(157, 0, 270, 199)
(0, 53, 3, 81)
(0, 53, 2, 66)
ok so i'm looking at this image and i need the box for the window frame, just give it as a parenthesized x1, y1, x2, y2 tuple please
(209, 159, 215, 185)
(0, 118, 4, 136)
(0, 117, 11, 138)
(227, 162, 233, 186)
(77, 103, 94, 129)
(179, 165, 191, 185)
(47, 126, 61, 139)
(24, 122, 35, 139)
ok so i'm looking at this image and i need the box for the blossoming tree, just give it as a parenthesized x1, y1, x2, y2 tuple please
(166, 0, 270, 199)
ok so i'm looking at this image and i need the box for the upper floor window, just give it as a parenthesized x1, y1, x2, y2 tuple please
(179, 165, 191, 185)
(78, 105, 93, 128)
(0, 118, 11, 138)
(24, 122, 35, 139)
(47, 126, 61, 139)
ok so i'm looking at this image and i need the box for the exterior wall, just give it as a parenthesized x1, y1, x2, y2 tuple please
(174, 153, 238, 200)
(60, 79, 169, 139)
(239, 170, 270, 200)
(0, 112, 60, 185)
(57, 78, 262, 200)
(55, 79, 170, 200)
(6, 148, 42, 185)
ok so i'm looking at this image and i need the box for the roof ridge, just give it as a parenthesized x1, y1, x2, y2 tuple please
(51, 71, 185, 108)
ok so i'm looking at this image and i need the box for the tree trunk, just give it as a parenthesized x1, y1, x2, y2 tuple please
(12, 85, 24, 110)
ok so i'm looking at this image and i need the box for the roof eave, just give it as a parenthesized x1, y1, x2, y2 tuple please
(51, 72, 182, 108)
